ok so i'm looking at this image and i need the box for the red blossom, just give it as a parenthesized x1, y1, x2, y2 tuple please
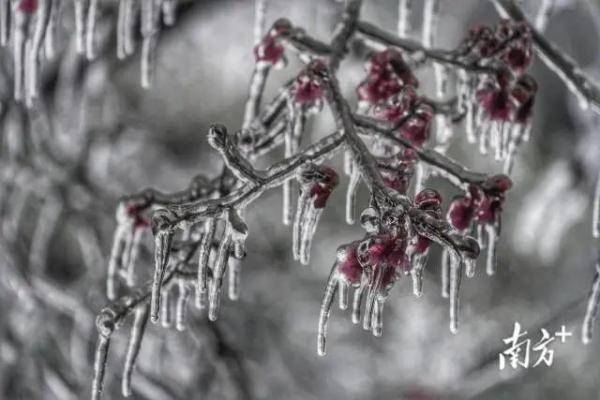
(309, 166, 339, 209)
(357, 49, 418, 105)
(254, 35, 285, 65)
(18, 0, 38, 13)
(338, 242, 363, 284)
(293, 72, 324, 106)
(126, 204, 150, 229)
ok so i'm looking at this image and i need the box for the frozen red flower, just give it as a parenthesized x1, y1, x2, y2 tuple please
(309, 166, 339, 209)
(18, 0, 38, 13)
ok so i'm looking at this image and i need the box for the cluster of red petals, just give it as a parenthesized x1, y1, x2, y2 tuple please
(18, 0, 38, 13)
(467, 20, 533, 74)
(447, 175, 512, 231)
(357, 49, 418, 106)
(477, 73, 537, 124)
(254, 21, 291, 65)
(309, 166, 339, 209)
(293, 72, 324, 106)
(126, 204, 151, 229)
(338, 241, 363, 284)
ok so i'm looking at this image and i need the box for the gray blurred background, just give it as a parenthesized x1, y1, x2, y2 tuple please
(2, 0, 600, 399)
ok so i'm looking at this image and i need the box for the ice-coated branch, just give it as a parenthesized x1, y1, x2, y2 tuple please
(491, 0, 600, 114)
(356, 21, 498, 75)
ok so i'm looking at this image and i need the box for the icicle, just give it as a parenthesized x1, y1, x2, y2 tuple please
(464, 255, 476, 278)
(228, 257, 241, 301)
(161, 0, 177, 26)
(44, 0, 61, 59)
(123, 0, 136, 56)
(117, 0, 127, 59)
(107, 224, 128, 300)
(160, 285, 172, 328)
(421, 0, 440, 48)
(434, 64, 449, 98)
(91, 310, 116, 400)
(346, 167, 360, 224)
(140, 0, 160, 88)
(371, 298, 384, 337)
(299, 206, 323, 265)
(12, 5, 28, 101)
(397, 0, 412, 38)
(592, 174, 600, 239)
(85, 0, 98, 60)
(485, 223, 497, 276)
(441, 248, 450, 298)
(283, 105, 305, 225)
(465, 101, 476, 144)
(125, 228, 144, 286)
(343, 149, 353, 176)
(413, 162, 427, 196)
(292, 190, 310, 261)
(535, 0, 555, 32)
(410, 251, 428, 297)
(91, 334, 111, 400)
(582, 264, 600, 344)
(362, 283, 377, 331)
(122, 303, 150, 397)
(476, 223, 485, 249)
(449, 251, 462, 334)
(0, 0, 8, 46)
(317, 266, 338, 356)
(196, 218, 215, 309)
(175, 278, 189, 331)
(338, 280, 349, 310)
(74, 0, 86, 54)
(208, 233, 231, 321)
(150, 227, 174, 323)
(351, 282, 365, 324)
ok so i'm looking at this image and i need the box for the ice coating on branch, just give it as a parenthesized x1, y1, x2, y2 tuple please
(293, 163, 339, 265)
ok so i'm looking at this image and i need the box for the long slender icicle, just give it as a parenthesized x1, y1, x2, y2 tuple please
(122, 303, 150, 397)
(44, 0, 61, 59)
(485, 223, 497, 276)
(140, 0, 159, 88)
(160, 285, 172, 328)
(441, 248, 450, 298)
(0, 0, 8, 46)
(208, 233, 231, 321)
(593, 173, 600, 239)
(397, 0, 412, 38)
(150, 229, 173, 323)
(299, 206, 323, 265)
(85, 0, 98, 60)
(449, 251, 462, 334)
(197, 218, 216, 308)
(317, 266, 338, 356)
(13, 7, 28, 101)
(175, 278, 189, 331)
(26, 0, 51, 106)
(91, 335, 111, 400)
(351, 282, 365, 324)
(293, 191, 310, 260)
(583, 263, 600, 344)
(228, 257, 241, 301)
(74, 0, 86, 54)
(346, 167, 360, 224)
